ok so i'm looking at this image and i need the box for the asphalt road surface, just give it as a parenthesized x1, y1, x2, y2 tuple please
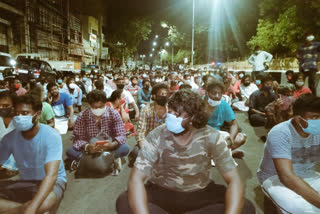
(57, 111, 268, 214)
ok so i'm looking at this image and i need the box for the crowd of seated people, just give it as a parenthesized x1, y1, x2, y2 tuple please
(0, 67, 319, 214)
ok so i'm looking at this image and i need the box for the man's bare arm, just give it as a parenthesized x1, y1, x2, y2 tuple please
(128, 167, 149, 214)
(25, 160, 60, 213)
(221, 167, 245, 214)
(273, 158, 320, 208)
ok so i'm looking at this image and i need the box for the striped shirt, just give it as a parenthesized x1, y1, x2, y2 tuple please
(298, 42, 320, 71)
(136, 102, 167, 143)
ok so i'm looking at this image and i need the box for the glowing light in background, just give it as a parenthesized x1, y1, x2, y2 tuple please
(207, 0, 244, 62)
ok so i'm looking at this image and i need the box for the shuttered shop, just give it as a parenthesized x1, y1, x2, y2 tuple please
(0, 24, 8, 53)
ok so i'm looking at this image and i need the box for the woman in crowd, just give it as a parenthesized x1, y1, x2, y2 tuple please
(107, 89, 135, 135)
(293, 72, 312, 99)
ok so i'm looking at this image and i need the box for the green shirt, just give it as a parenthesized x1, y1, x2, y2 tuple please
(40, 102, 54, 124)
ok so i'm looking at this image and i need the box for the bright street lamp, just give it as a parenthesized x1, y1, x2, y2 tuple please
(165, 42, 170, 47)
(191, 0, 195, 67)
(140, 54, 146, 65)
(153, 42, 157, 46)
(152, 48, 155, 51)
(150, 54, 153, 57)
(155, 35, 159, 39)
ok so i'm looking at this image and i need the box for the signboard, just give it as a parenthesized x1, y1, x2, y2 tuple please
(184, 57, 188, 64)
(90, 34, 97, 43)
(101, 47, 108, 59)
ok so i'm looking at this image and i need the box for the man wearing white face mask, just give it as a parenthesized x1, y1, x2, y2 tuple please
(205, 80, 247, 158)
(248, 46, 273, 81)
(116, 90, 255, 214)
(297, 33, 320, 95)
(61, 77, 83, 113)
(66, 90, 129, 170)
(0, 94, 66, 214)
(257, 94, 320, 214)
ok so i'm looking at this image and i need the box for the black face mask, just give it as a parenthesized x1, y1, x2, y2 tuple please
(117, 84, 125, 90)
(263, 86, 272, 91)
(156, 96, 168, 106)
(243, 82, 250, 87)
(143, 85, 150, 90)
(0, 108, 12, 117)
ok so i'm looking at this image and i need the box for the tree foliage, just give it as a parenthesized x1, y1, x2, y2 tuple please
(107, 18, 152, 63)
(248, 0, 320, 55)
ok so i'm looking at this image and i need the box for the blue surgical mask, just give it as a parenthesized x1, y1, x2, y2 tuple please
(299, 117, 320, 135)
(256, 80, 261, 85)
(166, 113, 188, 134)
(57, 79, 63, 84)
(13, 114, 36, 131)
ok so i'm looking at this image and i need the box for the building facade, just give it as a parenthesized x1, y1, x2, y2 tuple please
(0, 0, 107, 66)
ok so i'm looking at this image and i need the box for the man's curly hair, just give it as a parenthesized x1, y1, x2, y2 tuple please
(168, 90, 209, 129)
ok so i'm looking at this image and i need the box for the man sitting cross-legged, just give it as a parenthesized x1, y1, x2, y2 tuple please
(258, 94, 320, 214)
(0, 94, 66, 214)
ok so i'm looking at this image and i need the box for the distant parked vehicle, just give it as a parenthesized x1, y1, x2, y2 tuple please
(16, 58, 54, 83)
(16, 53, 42, 60)
(0, 52, 16, 80)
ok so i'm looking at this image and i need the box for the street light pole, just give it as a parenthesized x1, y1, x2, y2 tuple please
(191, 0, 195, 67)
(172, 46, 174, 68)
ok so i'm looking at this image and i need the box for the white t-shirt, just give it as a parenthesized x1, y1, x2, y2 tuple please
(0, 117, 15, 140)
(240, 83, 259, 100)
(257, 120, 320, 184)
(108, 89, 136, 109)
(248, 51, 273, 71)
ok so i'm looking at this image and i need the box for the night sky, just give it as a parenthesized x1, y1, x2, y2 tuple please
(79, 0, 260, 61)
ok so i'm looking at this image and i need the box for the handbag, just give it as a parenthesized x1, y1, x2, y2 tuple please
(75, 151, 114, 178)
(75, 132, 114, 178)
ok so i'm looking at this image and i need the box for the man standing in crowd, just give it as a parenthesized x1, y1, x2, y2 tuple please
(0, 94, 66, 214)
(117, 90, 255, 214)
(298, 32, 320, 94)
(47, 82, 75, 132)
(66, 90, 129, 172)
(248, 46, 273, 80)
(257, 94, 320, 213)
(128, 83, 169, 167)
(248, 75, 277, 127)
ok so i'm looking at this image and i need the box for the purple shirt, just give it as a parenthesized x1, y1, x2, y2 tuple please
(72, 107, 126, 150)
